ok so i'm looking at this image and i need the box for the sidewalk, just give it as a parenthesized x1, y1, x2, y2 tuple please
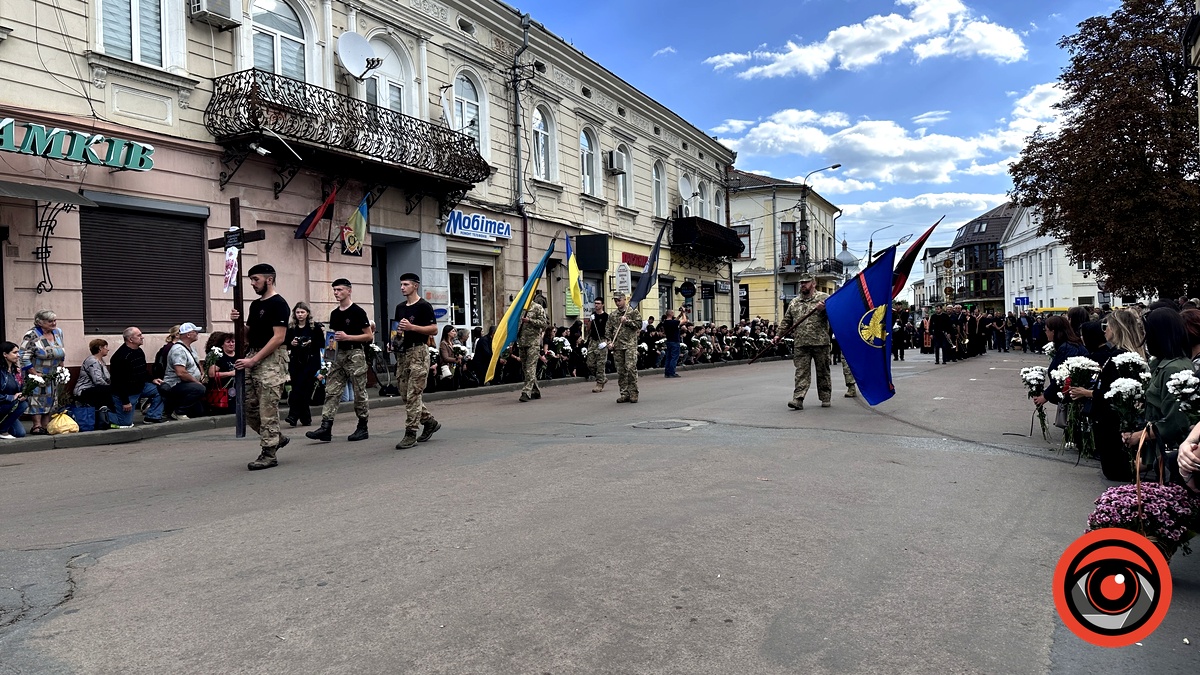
(0, 356, 783, 454)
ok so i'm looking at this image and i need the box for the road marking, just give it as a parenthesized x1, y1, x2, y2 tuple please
(969, 378, 977, 381)
(933, 397, 946, 400)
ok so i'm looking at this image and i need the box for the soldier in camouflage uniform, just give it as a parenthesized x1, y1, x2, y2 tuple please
(392, 273, 440, 450)
(605, 291, 641, 403)
(307, 278, 373, 443)
(832, 328, 858, 398)
(231, 263, 291, 470)
(518, 292, 550, 402)
(585, 297, 608, 392)
(776, 272, 831, 410)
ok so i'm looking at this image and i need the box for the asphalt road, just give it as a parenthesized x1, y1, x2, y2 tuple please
(1, 350, 1197, 674)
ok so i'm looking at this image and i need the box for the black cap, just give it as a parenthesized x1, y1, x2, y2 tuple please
(400, 273, 420, 283)
(247, 263, 275, 276)
(332, 278, 352, 288)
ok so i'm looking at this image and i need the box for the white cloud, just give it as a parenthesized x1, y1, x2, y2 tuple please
(652, 46, 676, 58)
(710, 119, 755, 134)
(838, 192, 1011, 252)
(703, 52, 752, 71)
(721, 82, 1065, 187)
(911, 110, 951, 125)
(792, 175, 878, 195)
(709, 0, 1026, 79)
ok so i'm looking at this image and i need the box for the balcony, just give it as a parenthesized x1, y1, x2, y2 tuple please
(204, 69, 491, 198)
(777, 256, 843, 277)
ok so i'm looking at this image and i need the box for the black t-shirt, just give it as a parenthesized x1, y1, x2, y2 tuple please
(248, 294, 290, 350)
(661, 319, 681, 342)
(329, 303, 370, 349)
(393, 298, 436, 350)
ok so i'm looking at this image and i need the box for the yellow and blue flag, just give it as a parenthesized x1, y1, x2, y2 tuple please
(485, 238, 556, 383)
(341, 194, 368, 256)
(566, 233, 583, 310)
(826, 246, 896, 405)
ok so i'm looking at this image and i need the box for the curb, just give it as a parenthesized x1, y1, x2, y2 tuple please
(0, 356, 786, 454)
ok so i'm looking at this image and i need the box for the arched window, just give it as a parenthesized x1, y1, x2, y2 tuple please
(365, 37, 414, 115)
(532, 106, 554, 181)
(698, 182, 709, 219)
(615, 144, 631, 207)
(679, 174, 693, 216)
(713, 190, 724, 225)
(251, 0, 306, 81)
(652, 161, 666, 218)
(579, 128, 597, 196)
(454, 71, 482, 149)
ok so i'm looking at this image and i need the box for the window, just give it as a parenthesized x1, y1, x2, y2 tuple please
(1077, 257, 1093, 271)
(454, 72, 482, 149)
(579, 128, 597, 195)
(697, 182, 709, 219)
(734, 224, 751, 259)
(1078, 296, 1095, 306)
(365, 38, 414, 115)
(80, 207, 206, 333)
(652, 161, 666, 217)
(532, 106, 554, 181)
(252, 0, 306, 81)
(714, 191, 724, 225)
(679, 174, 693, 216)
(780, 221, 796, 266)
(615, 144, 631, 207)
(101, 0, 163, 67)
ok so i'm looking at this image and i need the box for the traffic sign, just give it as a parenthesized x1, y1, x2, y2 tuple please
(1014, 296, 1030, 305)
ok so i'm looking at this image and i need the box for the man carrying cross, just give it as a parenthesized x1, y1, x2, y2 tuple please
(231, 263, 291, 470)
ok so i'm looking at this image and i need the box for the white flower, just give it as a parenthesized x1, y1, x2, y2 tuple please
(1112, 352, 1148, 369)
(1105, 378, 1146, 400)
(1166, 371, 1200, 404)
(28, 373, 46, 385)
(1020, 366, 1048, 388)
(55, 366, 71, 384)
(581, 347, 588, 357)
(209, 346, 222, 355)
(370, 343, 382, 352)
(428, 346, 438, 356)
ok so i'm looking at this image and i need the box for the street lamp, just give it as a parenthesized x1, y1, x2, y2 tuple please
(866, 224, 893, 262)
(797, 163, 841, 293)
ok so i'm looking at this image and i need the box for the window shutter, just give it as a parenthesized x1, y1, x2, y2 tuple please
(103, 0, 134, 61)
(252, 31, 275, 73)
(80, 208, 207, 334)
(138, 0, 163, 66)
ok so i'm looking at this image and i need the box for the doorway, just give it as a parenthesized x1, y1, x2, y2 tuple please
(448, 265, 483, 329)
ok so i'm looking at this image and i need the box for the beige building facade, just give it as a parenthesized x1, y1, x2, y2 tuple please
(0, 0, 740, 365)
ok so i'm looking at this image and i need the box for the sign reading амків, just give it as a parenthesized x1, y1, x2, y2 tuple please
(444, 209, 513, 241)
(0, 118, 155, 171)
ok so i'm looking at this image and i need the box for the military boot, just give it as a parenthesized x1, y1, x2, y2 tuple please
(592, 382, 605, 393)
(396, 430, 418, 449)
(519, 392, 531, 402)
(347, 416, 369, 442)
(628, 394, 638, 404)
(845, 385, 858, 398)
(417, 419, 441, 442)
(616, 395, 630, 403)
(247, 447, 278, 471)
(531, 390, 541, 400)
(305, 419, 333, 442)
(787, 399, 803, 410)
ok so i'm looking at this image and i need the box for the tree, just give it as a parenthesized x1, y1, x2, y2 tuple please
(1009, 0, 1200, 297)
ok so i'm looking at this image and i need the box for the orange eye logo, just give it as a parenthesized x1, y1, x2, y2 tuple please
(1052, 528, 1172, 647)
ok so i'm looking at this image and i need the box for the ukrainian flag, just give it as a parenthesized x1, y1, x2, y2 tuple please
(341, 194, 368, 256)
(826, 246, 896, 406)
(485, 238, 556, 383)
(566, 233, 583, 310)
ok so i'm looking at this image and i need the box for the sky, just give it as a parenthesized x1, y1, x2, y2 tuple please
(509, 0, 1113, 277)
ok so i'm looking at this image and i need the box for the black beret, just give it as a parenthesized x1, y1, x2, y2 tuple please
(332, 278, 352, 287)
(247, 263, 275, 276)
(400, 273, 420, 283)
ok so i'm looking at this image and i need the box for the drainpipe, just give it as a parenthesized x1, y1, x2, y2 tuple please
(513, 13, 532, 277)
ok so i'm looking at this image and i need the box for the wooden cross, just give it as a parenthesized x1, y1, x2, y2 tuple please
(207, 197, 266, 439)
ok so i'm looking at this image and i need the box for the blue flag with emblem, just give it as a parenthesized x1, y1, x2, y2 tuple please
(826, 246, 896, 406)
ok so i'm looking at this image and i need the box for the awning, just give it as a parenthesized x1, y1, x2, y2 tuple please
(670, 216, 744, 259)
(0, 179, 97, 207)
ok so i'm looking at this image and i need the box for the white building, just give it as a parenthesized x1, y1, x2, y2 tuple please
(999, 207, 1107, 311)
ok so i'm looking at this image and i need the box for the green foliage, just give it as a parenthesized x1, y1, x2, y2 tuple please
(1009, 0, 1200, 297)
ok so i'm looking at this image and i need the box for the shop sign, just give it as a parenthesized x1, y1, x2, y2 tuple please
(615, 263, 631, 295)
(622, 251, 648, 268)
(700, 284, 715, 299)
(715, 280, 731, 294)
(0, 118, 155, 171)
(444, 209, 513, 241)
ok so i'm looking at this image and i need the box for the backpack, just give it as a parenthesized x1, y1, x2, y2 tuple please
(153, 343, 173, 380)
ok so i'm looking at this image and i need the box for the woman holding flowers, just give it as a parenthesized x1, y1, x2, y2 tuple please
(0, 341, 28, 439)
(438, 324, 463, 391)
(1069, 321, 1137, 480)
(1032, 316, 1088, 409)
(18, 309, 65, 435)
(1123, 308, 1193, 479)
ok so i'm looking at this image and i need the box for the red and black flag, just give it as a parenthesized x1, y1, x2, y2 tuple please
(891, 216, 942, 299)
(294, 186, 338, 239)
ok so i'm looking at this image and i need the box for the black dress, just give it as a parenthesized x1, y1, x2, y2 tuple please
(286, 322, 323, 424)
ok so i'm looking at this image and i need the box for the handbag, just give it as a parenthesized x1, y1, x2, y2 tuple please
(67, 405, 96, 432)
(47, 412, 80, 435)
(439, 364, 453, 379)
(205, 375, 230, 409)
(95, 406, 110, 430)
(1054, 403, 1069, 429)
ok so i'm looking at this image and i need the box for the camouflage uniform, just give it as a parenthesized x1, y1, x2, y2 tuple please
(246, 348, 289, 449)
(322, 347, 369, 420)
(585, 314, 608, 387)
(606, 303, 641, 401)
(396, 345, 433, 431)
(518, 302, 549, 398)
(781, 290, 831, 405)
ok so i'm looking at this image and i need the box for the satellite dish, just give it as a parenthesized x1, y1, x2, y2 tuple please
(336, 32, 382, 81)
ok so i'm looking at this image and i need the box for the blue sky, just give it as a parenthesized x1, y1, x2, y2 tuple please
(511, 0, 1111, 265)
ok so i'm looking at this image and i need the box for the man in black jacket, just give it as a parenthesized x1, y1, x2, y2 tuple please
(108, 326, 165, 427)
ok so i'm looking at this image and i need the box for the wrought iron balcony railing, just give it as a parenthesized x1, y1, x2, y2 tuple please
(204, 69, 491, 187)
(777, 256, 844, 276)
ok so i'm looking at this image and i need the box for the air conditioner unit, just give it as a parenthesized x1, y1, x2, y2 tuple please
(674, 203, 690, 219)
(189, 0, 241, 30)
(606, 150, 627, 175)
